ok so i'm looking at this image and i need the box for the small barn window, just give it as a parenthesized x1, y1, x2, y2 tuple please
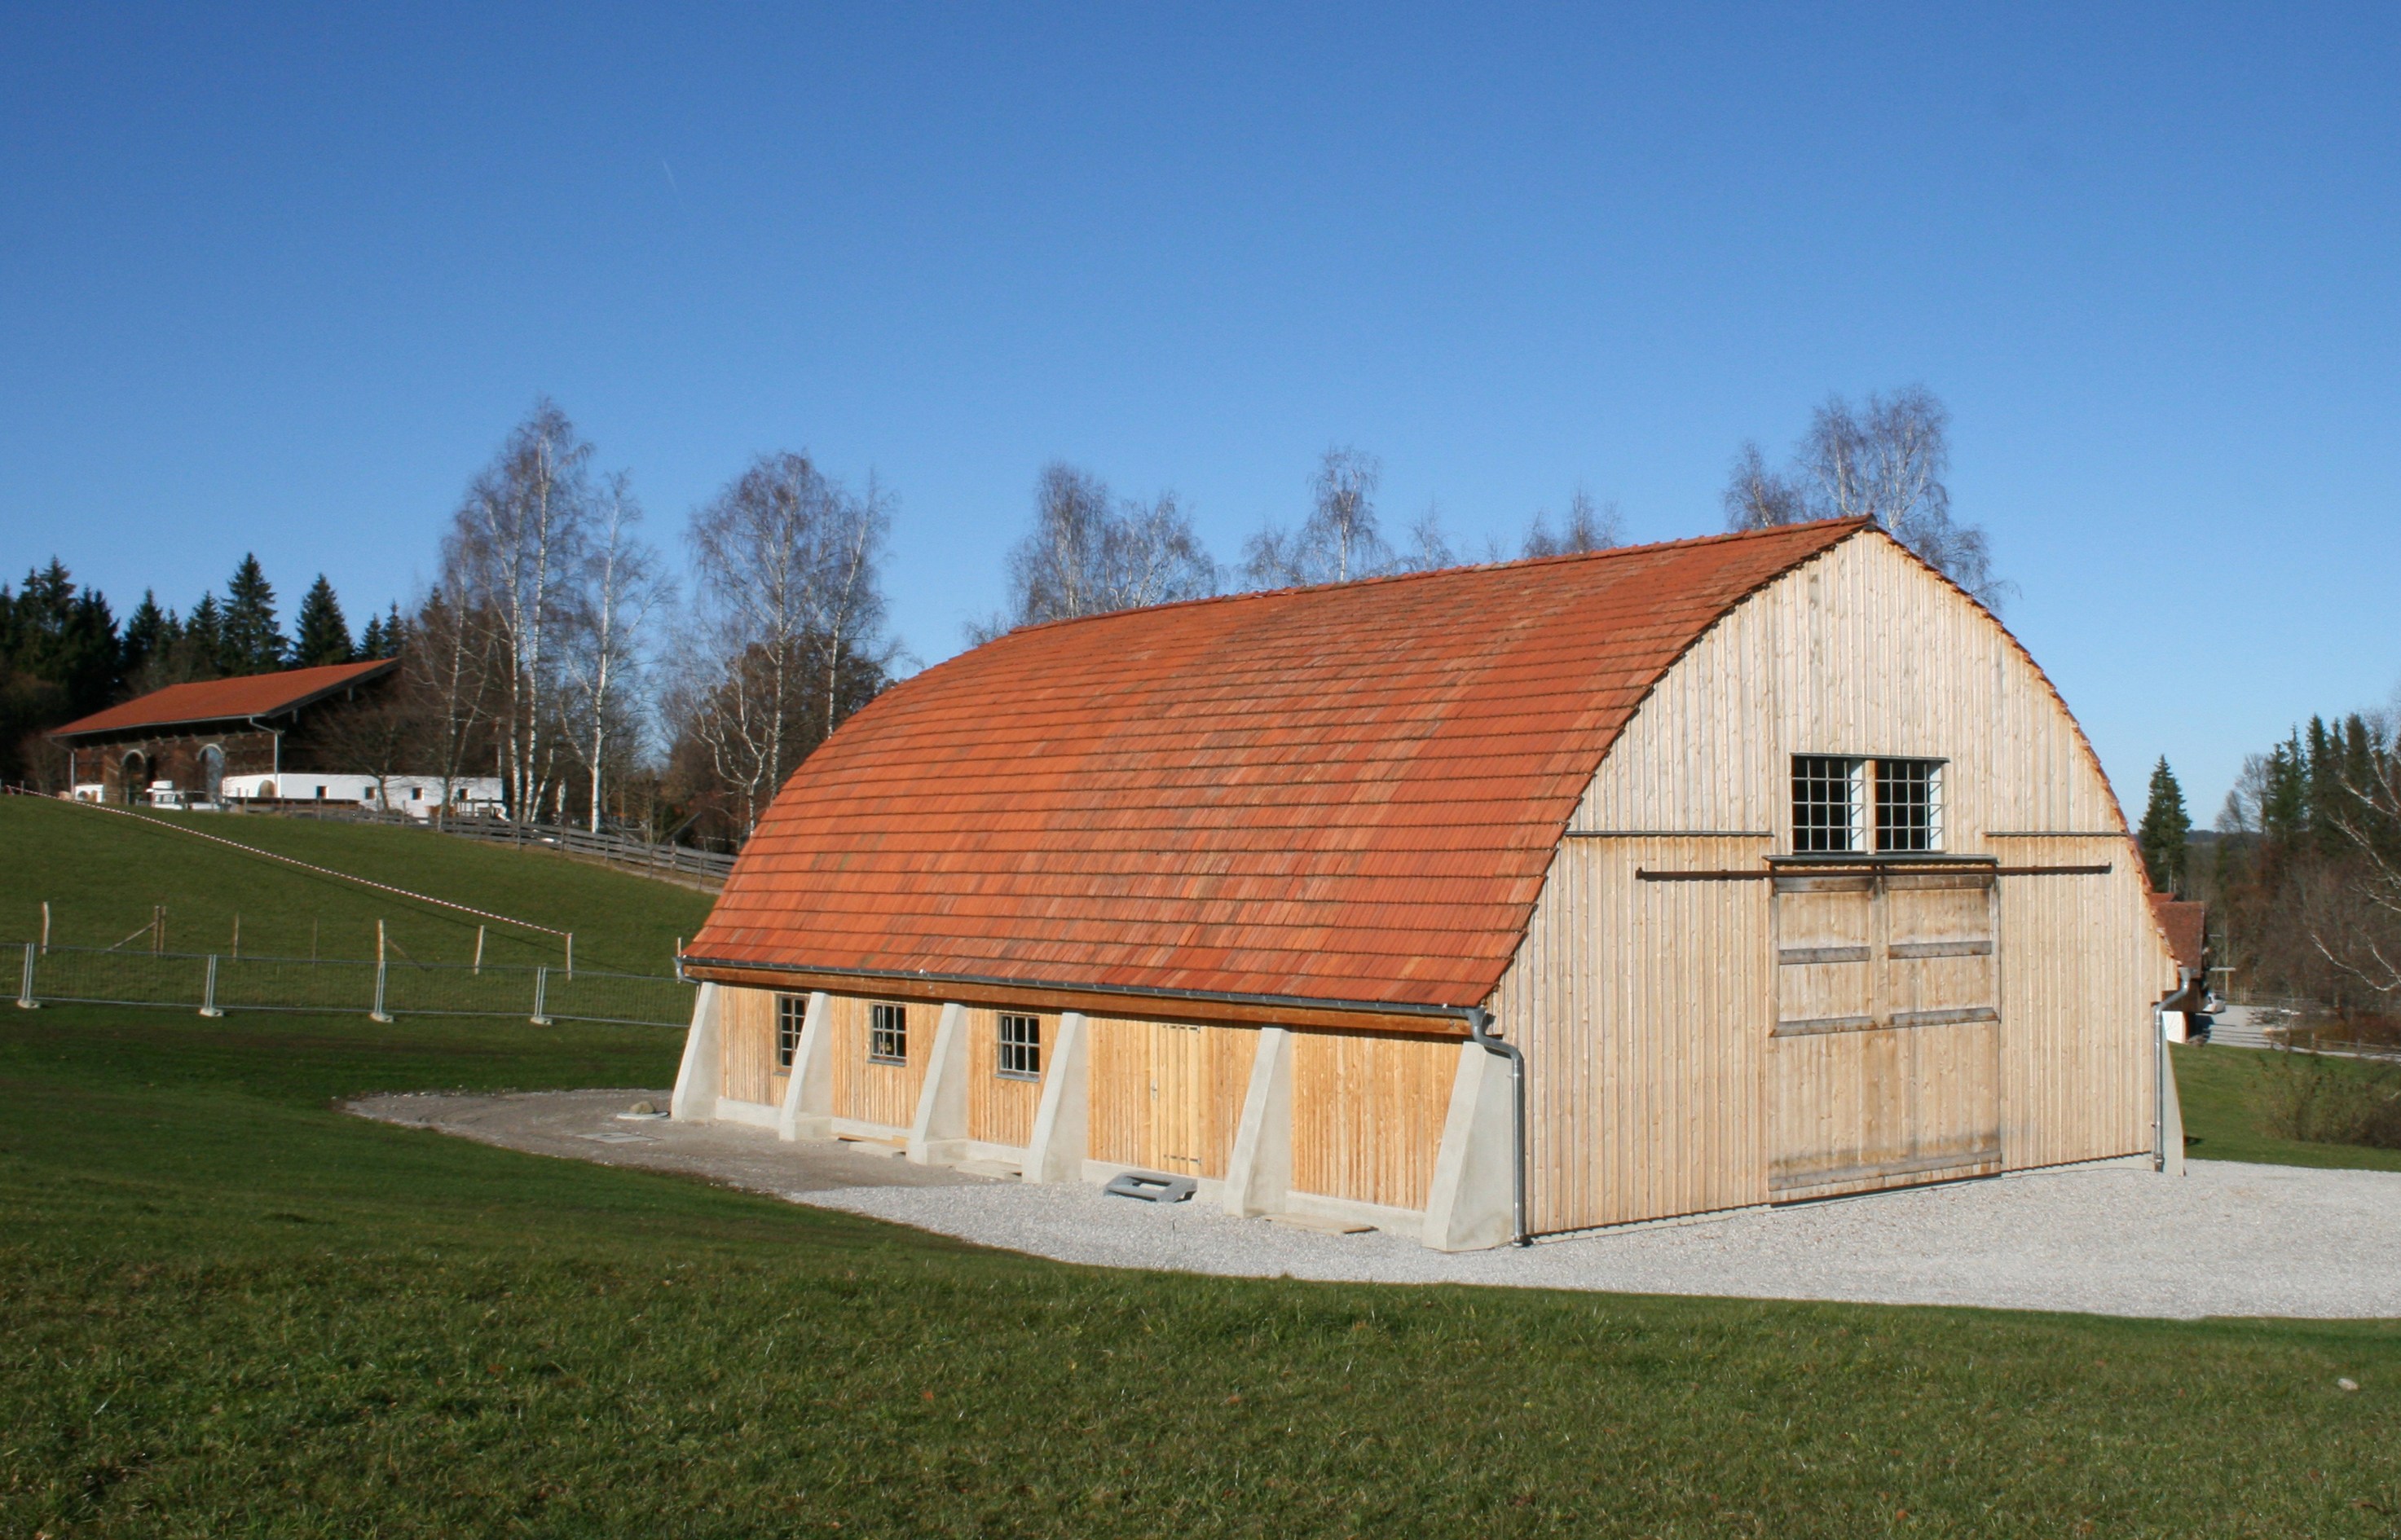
(996, 1013, 1041, 1080)
(1791, 755, 1866, 851)
(775, 993, 806, 1068)
(1875, 759, 1944, 852)
(869, 1002, 908, 1065)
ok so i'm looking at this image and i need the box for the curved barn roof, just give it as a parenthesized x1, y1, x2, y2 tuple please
(48, 658, 397, 741)
(689, 518, 1872, 1011)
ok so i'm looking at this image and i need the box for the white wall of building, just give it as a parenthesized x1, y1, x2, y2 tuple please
(218, 772, 504, 820)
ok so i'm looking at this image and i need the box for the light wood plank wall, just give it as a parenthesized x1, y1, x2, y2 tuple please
(1290, 1030, 1454, 1211)
(1491, 534, 2176, 1234)
(720, 986, 782, 1106)
(966, 1006, 1051, 1149)
(827, 992, 928, 1129)
(1086, 1016, 1253, 1178)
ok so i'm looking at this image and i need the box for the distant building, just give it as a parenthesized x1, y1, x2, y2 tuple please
(219, 771, 504, 820)
(48, 659, 398, 806)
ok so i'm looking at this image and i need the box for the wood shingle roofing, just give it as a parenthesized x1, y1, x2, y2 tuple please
(689, 518, 1873, 1011)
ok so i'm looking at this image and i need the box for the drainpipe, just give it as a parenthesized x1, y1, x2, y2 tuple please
(1463, 1005, 1530, 1247)
(246, 717, 282, 785)
(2152, 968, 2205, 1171)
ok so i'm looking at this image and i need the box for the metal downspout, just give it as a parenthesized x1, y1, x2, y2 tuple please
(2153, 967, 2206, 1173)
(1464, 1005, 1530, 1247)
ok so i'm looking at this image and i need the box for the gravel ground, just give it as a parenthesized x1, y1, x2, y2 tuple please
(353, 1089, 2401, 1321)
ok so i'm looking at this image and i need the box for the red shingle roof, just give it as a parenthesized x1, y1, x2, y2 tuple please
(2148, 895, 2208, 974)
(47, 658, 397, 739)
(690, 519, 1873, 1010)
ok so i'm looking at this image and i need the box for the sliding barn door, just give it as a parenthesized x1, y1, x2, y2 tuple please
(1768, 869, 2002, 1200)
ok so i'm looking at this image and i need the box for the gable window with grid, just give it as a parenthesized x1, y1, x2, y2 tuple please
(996, 1013, 1042, 1080)
(775, 993, 806, 1069)
(1791, 755, 1945, 853)
(869, 1002, 908, 1065)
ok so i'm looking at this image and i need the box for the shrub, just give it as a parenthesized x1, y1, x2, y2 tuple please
(2248, 1050, 2401, 1149)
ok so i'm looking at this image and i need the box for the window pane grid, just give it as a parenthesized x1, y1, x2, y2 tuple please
(775, 993, 805, 1069)
(869, 1002, 907, 1065)
(1875, 759, 1943, 852)
(996, 1013, 1042, 1080)
(1791, 755, 1863, 852)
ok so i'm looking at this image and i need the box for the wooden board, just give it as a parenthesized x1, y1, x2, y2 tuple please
(1289, 1030, 1453, 1211)
(719, 985, 782, 1106)
(827, 993, 927, 1130)
(1767, 870, 1999, 1195)
(1087, 1016, 1251, 1178)
(965, 1006, 1049, 1149)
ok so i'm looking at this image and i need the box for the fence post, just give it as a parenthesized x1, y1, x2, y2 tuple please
(531, 966, 552, 1025)
(370, 958, 392, 1023)
(16, 942, 36, 1010)
(200, 954, 224, 1018)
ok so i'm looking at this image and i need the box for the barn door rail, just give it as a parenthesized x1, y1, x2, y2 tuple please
(1637, 862, 2111, 882)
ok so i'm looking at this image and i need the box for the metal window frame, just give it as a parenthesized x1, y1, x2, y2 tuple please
(868, 1001, 908, 1065)
(995, 1011, 1042, 1080)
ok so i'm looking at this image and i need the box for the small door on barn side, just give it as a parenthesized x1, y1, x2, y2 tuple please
(1767, 869, 2002, 1199)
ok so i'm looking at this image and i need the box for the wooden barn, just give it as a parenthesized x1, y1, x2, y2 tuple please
(672, 518, 2187, 1248)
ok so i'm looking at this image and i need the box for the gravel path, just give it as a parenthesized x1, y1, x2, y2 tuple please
(354, 1089, 2401, 1321)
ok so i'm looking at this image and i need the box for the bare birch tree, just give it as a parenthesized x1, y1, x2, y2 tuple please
(681, 451, 892, 836)
(974, 462, 1218, 639)
(1242, 446, 1394, 588)
(441, 401, 594, 819)
(561, 472, 668, 831)
(1522, 486, 1625, 557)
(1724, 385, 2007, 608)
(406, 579, 500, 824)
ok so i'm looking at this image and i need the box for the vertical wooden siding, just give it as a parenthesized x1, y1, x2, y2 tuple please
(1496, 535, 2175, 1234)
(1087, 1016, 1252, 1178)
(1289, 1030, 1453, 1211)
(720, 986, 782, 1106)
(827, 993, 927, 1129)
(966, 1007, 1049, 1149)
(1496, 834, 1772, 1231)
(1997, 837, 2156, 1168)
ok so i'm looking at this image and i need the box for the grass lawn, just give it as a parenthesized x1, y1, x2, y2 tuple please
(0, 795, 712, 974)
(5, 1005, 2399, 1537)
(2174, 1043, 2401, 1174)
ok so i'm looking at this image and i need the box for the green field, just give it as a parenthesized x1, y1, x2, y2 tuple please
(2175, 1042, 2401, 1173)
(3, 810, 2399, 1535)
(0, 795, 711, 973)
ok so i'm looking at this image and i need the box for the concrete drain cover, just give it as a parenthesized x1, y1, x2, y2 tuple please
(1104, 1171, 1197, 1203)
(577, 1132, 658, 1145)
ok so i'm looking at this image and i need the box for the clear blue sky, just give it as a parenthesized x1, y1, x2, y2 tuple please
(5, 5, 2396, 818)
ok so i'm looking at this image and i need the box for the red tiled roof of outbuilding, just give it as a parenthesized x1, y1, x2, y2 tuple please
(689, 518, 1874, 1010)
(47, 658, 397, 740)
(2148, 895, 2208, 974)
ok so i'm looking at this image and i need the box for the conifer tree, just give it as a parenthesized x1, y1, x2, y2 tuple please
(120, 591, 174, 680)
(219, 555, 288, 674)
(292, 574, 354, 667)
(2137, 756, 2191, 895)
(178, 592, 228, 679)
